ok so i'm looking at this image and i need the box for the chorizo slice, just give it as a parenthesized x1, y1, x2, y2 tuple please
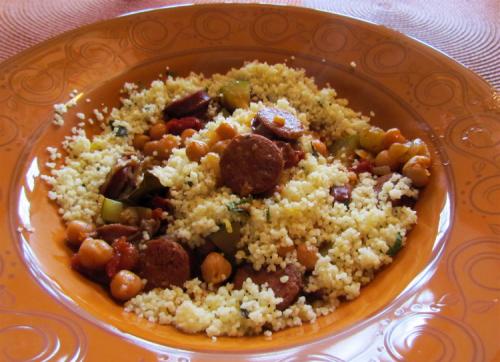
(220, 134, 284, 196)
(139, 238, 191, 290)
(233, 264, 303, 310)
(96, 224, 140, 243)
(100, 161, 139, 200)
(274, 141, 305, 169)
(163, 90, 211, 119)
(252, 107, 304, 141)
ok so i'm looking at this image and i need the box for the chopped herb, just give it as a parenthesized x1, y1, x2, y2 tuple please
(265, 207, 271, 222)
(167, 70, 176, 77)
(311, 141, 318, 157)
(109, 120, 127, 136)
(240, 307, 249, 318)
(114, 126, 128, 137)
(186, 180, 193, 187)
(227, 197, 252, 215)
(387, 232, 403, 257)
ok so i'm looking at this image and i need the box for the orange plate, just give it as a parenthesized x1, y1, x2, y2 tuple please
(1, 4, 499, 361)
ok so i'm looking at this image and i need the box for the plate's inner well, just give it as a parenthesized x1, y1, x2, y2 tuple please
(18, 52, 451, 351)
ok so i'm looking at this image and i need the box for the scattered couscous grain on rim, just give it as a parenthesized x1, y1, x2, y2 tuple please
(42, 61, 431, 337)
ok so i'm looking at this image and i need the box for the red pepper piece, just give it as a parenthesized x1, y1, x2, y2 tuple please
(165, 117, 203, 135)
(350, 159, 373, 174)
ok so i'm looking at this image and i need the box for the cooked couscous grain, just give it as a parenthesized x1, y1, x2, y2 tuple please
(44, 61, 429, 337)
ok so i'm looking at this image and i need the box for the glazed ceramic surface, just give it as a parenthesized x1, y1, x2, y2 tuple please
(0, 4, 498, 361)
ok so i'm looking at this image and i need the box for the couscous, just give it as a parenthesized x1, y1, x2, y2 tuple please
(42, 61, 431, 337)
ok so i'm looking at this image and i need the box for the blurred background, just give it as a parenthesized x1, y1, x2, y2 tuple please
(1, 0, 498, 88)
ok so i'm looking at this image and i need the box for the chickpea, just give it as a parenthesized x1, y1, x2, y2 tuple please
(359, 127, 385, 153)
(77, 238, 113, 270)
(144, 135, 179, 160)
(354, 149, 372, 160)
(312, 139, 328, 157)
(210, 139, 231, 155)
(132, 134, 150, 150)
(402, 138, 431, 163)
(402, 155, 431, 187)
(201, 252, 232, 284)
(143, 140, 161, 157)
(180, 128, 197, 143)
(387, 142, 410, 167)
(297, 244, 318, 271)
(66, 220, 94, 247)
(375, 148, 401, 170)
(215, 122, 238, 140)
(149, 122, 167, 140)
(382, 128, 407, 149)
(159, 135, 179, 158)
(372, 165, 392, 176)
(278, 245, 295, 257)
(186, 140, 209, 162)
(110, 270, 143, 301)
(374, 150, 390, 167)
(206, 130, 221, 148)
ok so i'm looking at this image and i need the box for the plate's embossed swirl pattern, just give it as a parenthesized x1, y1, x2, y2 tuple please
(384, 313, 484, 361)
(311, 23, 350, 53)
(0, 309, 87, 361)
(129, 17, 180, 51)
(0, 115, 19, 147)
(8, 64, 66, 104)
(193, 10, 234, 41)
(0, 4, 498, 361)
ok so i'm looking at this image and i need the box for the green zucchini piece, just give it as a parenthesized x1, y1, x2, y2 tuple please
(208, 222, 241, 260)
(101, 197, 124, 223)
(221, 80, 250, 111)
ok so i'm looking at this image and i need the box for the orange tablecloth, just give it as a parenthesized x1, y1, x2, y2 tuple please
(1, 0, 498, 88)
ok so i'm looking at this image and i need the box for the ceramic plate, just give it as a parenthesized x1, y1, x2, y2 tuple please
(1, 4, 498, 361)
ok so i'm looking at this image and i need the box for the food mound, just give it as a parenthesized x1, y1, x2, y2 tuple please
(42, 62, 432, 338)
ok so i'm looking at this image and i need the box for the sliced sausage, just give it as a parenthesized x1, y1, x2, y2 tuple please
(391, 195, 417, 208)
(96, 224, 140, 243)
(331, 184, 352, 204)
(233, 264, 303, 310)
(220, 134, 284, 196)
(274, 141, 305, 169)
(252, 107, 304, 141)
(139, 238, 191, 290)
(150, 196, 174, 212)
(163, 90, 211, 119)
(100, 162, 139, 200)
